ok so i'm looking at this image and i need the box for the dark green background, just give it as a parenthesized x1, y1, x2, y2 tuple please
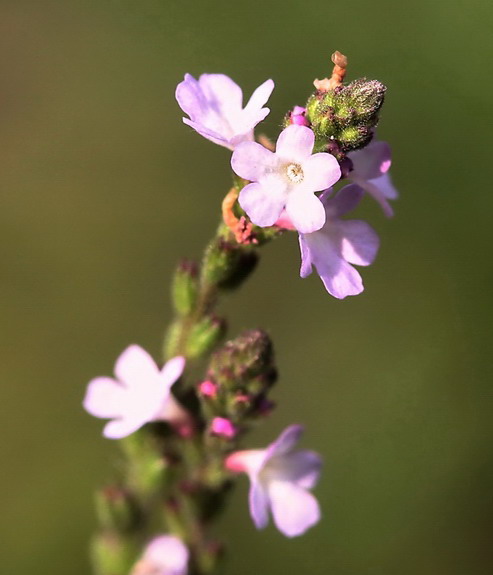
(1, 1, 492, 573)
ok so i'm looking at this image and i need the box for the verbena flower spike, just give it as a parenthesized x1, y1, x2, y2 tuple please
(84, 51, 398, 575)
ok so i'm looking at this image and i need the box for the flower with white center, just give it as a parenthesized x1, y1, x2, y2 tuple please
(299, 184, 380, 299)
(348, 139, 398, 217)
(131, 535, 189, 575)
(231, 124, 341, 233)
(225, 425, 322, 537)
(175, 74, 274, 150)
(83, 345, 187, 439)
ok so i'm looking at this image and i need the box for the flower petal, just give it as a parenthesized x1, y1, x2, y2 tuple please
(324, 184, 364, 218)
(243, 78, 274, 116)
(268, 480, 321, 537)
(266, 425, 304, 459)
(249, 480, 270, 529)
(159, 356, 185, 389)
(142, 535, 189, 575)
(197, 73, 243, 118)
(285, 191, 326, 234)
(103, 416, 144, 440)
(238, 181, 286, 228)
(114, 345, 159, 390)
(350, 140, 392, 180)
(300, 153, 341, 192)
(298, 235, 313, 278)
(276, 125, 314, 161)
(340, 221, 380, 266)
(267, 450, 322, 489)
(231, 141, 278, 182)
(83, 377, 126, 419)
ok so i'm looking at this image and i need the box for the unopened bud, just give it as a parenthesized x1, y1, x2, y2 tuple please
(172, 259, 199, 316)
(95, 486, 140, 533)
(186, 315, 226, 358)
(202, 237, 258, 289)
(91, 532, 138, 575)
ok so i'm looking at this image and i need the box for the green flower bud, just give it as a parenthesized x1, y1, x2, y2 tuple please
(202, 237, 257, 289)
(90, 532, 138, 575)
(95, 486, 140, 533)
(186, 315, 226, 358)
(172, 259, 199, 316)
(306, 78, 386, 153)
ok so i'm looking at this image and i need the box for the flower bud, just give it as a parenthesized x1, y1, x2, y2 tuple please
(306, 78, 386, 153)
(172, 259, 199, 316)
(202, 237, 258, 289)
(95, 486, 141, 533)
(186, 315, 226, 358)
(91, 532, 138, 575)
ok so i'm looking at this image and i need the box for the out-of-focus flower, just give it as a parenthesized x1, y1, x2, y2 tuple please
(231, 125, 341, 233)
(348, 139, 398, 217)
(225, 425, 322, 537)
(175, 74, 274, 150)
(298, 184, 380, 299)
(131, 535, 189, 575)
(83, 345, 186, 439)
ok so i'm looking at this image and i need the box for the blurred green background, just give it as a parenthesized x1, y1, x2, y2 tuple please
(1, 1, 492, 573)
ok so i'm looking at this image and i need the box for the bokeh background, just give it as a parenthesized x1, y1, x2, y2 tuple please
(1, 1, 492, 573)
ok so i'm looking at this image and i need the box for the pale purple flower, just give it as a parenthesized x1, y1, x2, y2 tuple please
(288, 105, 310, 127)
(83, 345, 187, 439)
(131, 535, 188, 575)
(348, 139, 398, 217)
(175, 74, 274, 150)
(225, 425, 322, 537)
(231, 125, 341, 233)
(298, 184, 380, 299)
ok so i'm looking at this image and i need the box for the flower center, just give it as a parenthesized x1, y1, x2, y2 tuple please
(286, 163, 304, 183)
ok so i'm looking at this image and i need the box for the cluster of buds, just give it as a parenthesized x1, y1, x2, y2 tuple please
(199, 330, 277, 439)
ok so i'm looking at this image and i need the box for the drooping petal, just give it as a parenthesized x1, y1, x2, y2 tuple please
(268, 480, 321, 537)
(197, 74, 243, 117)
(340, 220, 380, 266)
(285, 191, 326, 234)
(182, 118, 231, 148)
(238, 181, 286, 228)
(114, 345, 159, 390)
(304, 231, 365, 299)
(249, 480, 270, 529)
(83, 377, 126, 419)
(231, 141, 278, 182)
(275, 125, 314, 161)
(265, 425, 304, 459)
(300, 153, 341, 192)
(299, 235, 313, 278)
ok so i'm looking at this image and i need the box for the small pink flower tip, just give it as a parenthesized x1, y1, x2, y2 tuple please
(289, 106, 310, 127)
(211, 417, 237, 439)
(224, 452, 246, 473)
(198, 380, 218, 398)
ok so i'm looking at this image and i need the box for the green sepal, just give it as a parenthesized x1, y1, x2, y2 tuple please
(186, 315, 226, 359)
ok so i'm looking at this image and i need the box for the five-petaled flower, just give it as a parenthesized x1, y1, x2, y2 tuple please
(131, 535, 189, 575)
(83, 345, 187, 439)
(348, 139, 398, 217)
(231, 124, 341, 233)
(225, 424, 322, 537)
(175, 74, 274, 150)
(298, 184, 380, 299)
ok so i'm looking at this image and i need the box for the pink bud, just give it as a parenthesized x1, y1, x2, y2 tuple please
(198, 380, 218, 398)
(211, 417, 237, 439)
(289, 105, 310, 127)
